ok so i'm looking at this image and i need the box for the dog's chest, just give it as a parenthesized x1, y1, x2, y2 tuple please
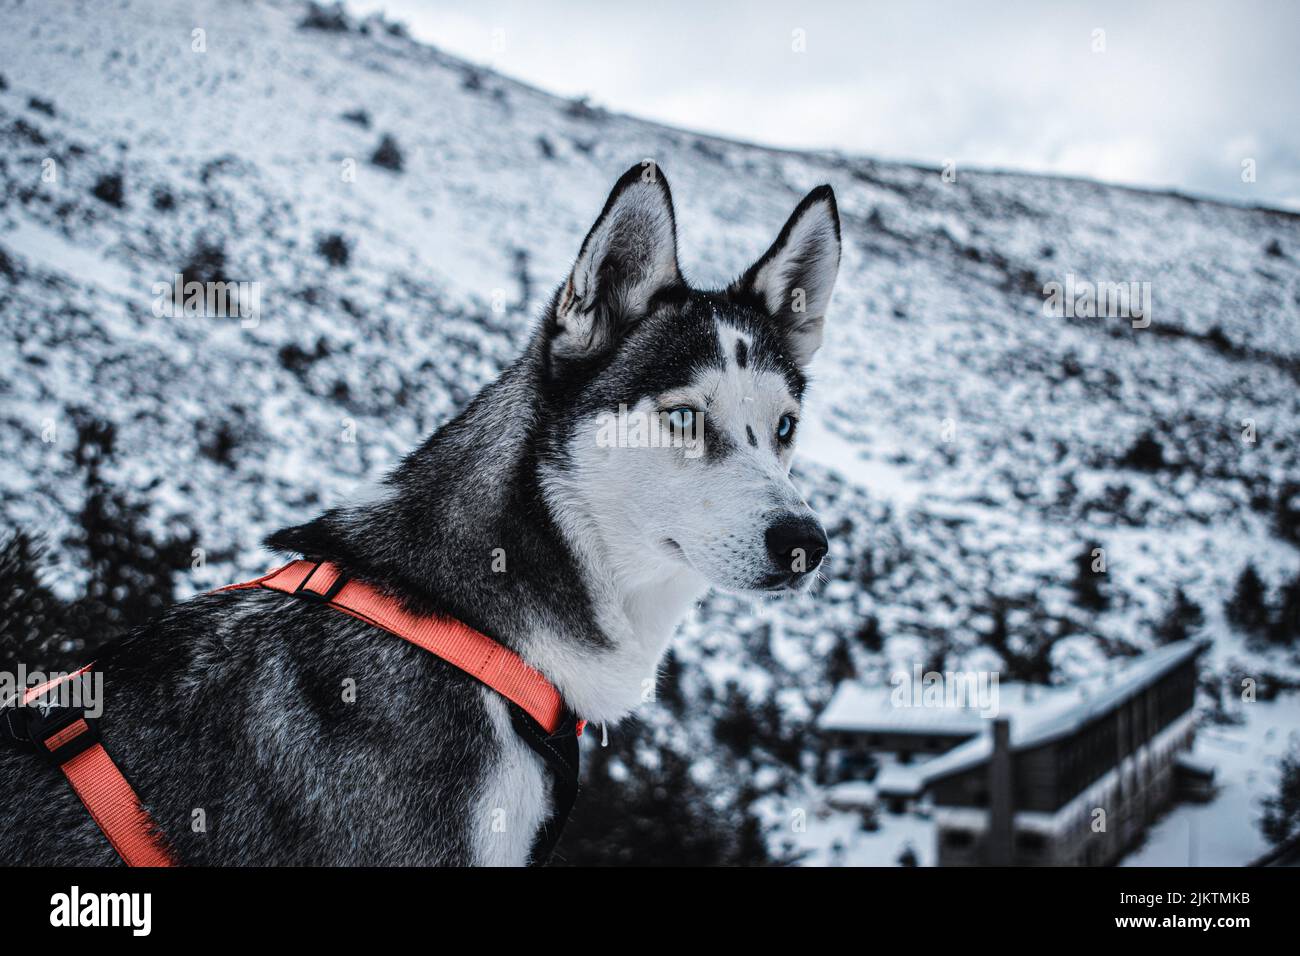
(470, 689, 552, 866)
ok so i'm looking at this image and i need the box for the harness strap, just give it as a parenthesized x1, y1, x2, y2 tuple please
(227, 560, 582, 864)
(1, 669, 175, 867)
(223, 561, 567, 733)
(4, 562, 580, 867)
(508, 704, 581, 864)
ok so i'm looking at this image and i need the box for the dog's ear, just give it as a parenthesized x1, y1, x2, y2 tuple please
(550, 162, 682, 360)
(729, 185, 840, 368)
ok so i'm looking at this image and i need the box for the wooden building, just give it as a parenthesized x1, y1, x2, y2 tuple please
(818, 640, 1209, 865)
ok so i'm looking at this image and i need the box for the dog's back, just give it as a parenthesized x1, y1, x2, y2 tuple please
(0, 587, 510, 865)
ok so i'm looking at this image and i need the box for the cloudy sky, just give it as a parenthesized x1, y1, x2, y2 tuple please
(348, 0, 1300, 210)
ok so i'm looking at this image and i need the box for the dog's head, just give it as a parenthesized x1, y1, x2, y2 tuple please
(539, 163, 841, 595)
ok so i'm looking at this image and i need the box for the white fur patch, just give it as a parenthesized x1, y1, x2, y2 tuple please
(472, 689, 549, 866)
(531, 318, 817, 723)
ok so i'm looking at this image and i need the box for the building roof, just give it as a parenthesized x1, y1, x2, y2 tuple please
(818, 680, 992, 736)
(829, 640, 1208, 796)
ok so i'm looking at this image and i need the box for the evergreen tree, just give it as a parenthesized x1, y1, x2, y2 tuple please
(554, 722, 777, 866)
(855, 613, 883, 652)
(1071, 539, 1109, 611)
(825, 634, 857, 687)
(1226, 563, 1269, 635)
(1260, 743, 1300, 847)
(2, 413, 198, 673)
(656, 649, 688, 717)
(0, 534, 67, 674)
(1156, 588, 1204, 645)
(1267, 573, 1300, 645)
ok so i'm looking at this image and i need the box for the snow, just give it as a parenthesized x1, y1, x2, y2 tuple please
(1, 0, 1298, 867)
(1123, 695, 1300, 866)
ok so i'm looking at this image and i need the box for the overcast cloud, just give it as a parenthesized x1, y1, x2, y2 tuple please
(348, 0, 1300, 210)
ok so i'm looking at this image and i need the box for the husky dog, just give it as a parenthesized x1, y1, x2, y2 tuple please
(0, 164, 840, 865)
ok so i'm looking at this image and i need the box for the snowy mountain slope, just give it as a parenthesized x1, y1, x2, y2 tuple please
(2, 0, 1298, 864)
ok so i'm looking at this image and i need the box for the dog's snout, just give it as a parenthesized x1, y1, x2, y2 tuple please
(764, 516, 828, 574)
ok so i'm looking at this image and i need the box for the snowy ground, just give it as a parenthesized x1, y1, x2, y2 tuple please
(1, 0, 1298, 864)
(1124, 694, 1300, 866)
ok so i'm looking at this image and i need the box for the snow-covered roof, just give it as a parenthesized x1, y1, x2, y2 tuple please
(819, 671, 1099, 736)
(874, 764, 925, 798)
(818, 680, 993, 735)
(836, 640, 1207, 794)
(825, 781, 879, 808)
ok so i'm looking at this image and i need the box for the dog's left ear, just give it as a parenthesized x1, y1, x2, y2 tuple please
(730, 185, 841, 368)
(551, 163, 682, 360)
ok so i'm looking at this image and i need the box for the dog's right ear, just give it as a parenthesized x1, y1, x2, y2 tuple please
(549, 162, 682, 361)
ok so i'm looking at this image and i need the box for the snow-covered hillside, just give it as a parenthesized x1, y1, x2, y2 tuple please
(2, 0, 1298, 864)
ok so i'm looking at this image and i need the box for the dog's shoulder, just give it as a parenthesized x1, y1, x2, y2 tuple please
(85, 587, 507, 864)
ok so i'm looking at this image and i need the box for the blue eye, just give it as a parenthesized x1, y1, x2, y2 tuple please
(777, 414, 796, 441)
(666, 407, 696, 431)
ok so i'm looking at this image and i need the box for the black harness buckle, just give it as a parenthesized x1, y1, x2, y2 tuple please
(14, 696, 102, 767)
(294, 562, 350, 604)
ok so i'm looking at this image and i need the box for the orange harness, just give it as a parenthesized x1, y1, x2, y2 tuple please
(4, 560, 580, 866)
(10, 666, 174, 866)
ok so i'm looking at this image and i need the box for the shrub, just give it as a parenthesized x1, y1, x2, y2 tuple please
(178, 239, 228, 287)
(564, 95, 603, 121)
(315, 232, 351, 267)
(1274, 482, 1300, 545)
(91, 172, 125, 208)
(370, 134, 404, 172)
(1120, 431, 1165, 471)
(340, 108, 370, 128)
(299, 2, 349, 32)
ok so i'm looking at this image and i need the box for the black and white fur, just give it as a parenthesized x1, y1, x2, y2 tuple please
(0, 164, 841, 865)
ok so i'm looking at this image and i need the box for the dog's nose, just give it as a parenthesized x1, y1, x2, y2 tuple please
(765, 516, 828, 574)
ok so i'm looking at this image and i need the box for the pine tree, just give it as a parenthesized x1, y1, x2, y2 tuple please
(1268, 573, 1300, 645)
(1226, 563, 1269, 635)
(1260, 743, 1300, 846)
(855, 613, 883, 652)
(0, 534, 67, 674)
(1071, 539, 1109, 611)
(554, 721, 777, 865)
(1156, 588, 1204, 645)
(825, 634, 857, 687)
